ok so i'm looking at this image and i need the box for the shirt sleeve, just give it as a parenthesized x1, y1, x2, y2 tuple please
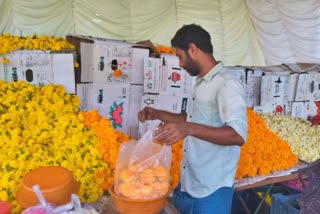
(216, 78, 248, 142)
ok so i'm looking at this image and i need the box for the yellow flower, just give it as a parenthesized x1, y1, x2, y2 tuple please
(1, 57, 9, 64)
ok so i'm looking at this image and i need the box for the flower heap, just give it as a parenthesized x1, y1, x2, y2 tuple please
(235, 108, 298, 179)
(261, 113, 320, 163)
(0, 81, 107, 213)
(0, 32, 75, 64)
(80, 110, 131, 190)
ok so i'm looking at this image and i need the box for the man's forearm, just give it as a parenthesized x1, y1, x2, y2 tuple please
(187, 122, 245, 146)
(158, 110, 187, 123)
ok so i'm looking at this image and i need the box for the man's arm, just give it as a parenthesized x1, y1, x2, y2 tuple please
(138, 107, 186, 123)
(153, 121, 245, 146)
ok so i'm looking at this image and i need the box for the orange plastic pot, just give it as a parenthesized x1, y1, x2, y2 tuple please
(108, 184, 168, 214)
(16, 166, 79, 208)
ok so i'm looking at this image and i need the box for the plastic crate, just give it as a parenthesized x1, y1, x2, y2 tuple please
(271, 193, 301, 214)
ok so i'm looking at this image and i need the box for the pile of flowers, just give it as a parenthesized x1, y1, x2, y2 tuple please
(0, 33, 75, 65)
(235, 108, 298, 179)
(0, 81, 107, 213)
(80, 110, 131, 190)
(261, 113, 320, 163)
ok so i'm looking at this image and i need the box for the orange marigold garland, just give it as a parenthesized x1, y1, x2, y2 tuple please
(235, 108, 298, 179)
(80, 110, 130, 190)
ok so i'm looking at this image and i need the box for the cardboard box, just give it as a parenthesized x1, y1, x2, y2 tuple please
(260, 71, 289, 115)
(67, 35, 149, 84)
(295, 73, 309, 101)
(0, 50, 75, 94)
(138, 93, 192, 137)
(128, 85, 144, 139)
(159, 54, 192, 95)
(84, 83, 131, 133)
(291, 101, 307, 120)
(306, 72, 320, 101)
(245, 69, 263, 107)
(143, 57, 161, 93)
(76, 83, 92, 111)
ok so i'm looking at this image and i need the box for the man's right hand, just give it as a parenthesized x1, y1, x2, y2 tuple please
(138, 107, 160, 122)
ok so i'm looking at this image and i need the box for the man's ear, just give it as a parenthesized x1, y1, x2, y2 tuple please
(188, 43, 198, 57)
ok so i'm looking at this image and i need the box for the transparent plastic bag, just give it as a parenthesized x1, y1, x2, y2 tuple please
(22, 185, 73, 214)
(114, 130, 172, 200)
(22, 185, 99, 214)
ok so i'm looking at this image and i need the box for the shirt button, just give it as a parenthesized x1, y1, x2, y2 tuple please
(189, 115, 192, 118)
(184, 149, 186, 152)
(193, 97, 195, 101)
(183, 166, 186, 169)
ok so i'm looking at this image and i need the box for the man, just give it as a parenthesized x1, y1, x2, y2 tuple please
(138, 24, 248, 214)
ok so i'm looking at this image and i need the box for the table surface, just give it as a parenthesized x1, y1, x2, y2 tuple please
(235, 171, 306, 191)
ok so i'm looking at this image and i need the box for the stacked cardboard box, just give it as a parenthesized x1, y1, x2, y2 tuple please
(221, 63, 320, 121)
(0, 50, 76, 94)
(67, 35, 150, 139)
(139, 54, 193, 137)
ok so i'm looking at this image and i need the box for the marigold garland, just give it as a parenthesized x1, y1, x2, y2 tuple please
(235, 108, 298, 179)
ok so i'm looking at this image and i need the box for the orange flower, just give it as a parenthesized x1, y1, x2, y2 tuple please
(113, 69, 122, 77)
(235, 108, 298, 179)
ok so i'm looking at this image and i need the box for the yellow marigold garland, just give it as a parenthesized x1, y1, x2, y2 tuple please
(235, 108, 298, 179)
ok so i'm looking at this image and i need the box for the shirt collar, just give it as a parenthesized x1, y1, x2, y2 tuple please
(196, 61, 224, 83)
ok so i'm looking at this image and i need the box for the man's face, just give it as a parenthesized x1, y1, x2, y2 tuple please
(175, 48, 199, 76)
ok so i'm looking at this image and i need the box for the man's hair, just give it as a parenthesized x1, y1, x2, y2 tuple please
(171, 24, 213, 54)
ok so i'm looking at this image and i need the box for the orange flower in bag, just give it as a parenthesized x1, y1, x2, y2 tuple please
(114, 131, 172, 200)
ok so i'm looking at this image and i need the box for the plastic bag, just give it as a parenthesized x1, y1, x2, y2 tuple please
(22, 185, 99, 214)
(22, 185, 73, 214)
(114, 130, 172, 200)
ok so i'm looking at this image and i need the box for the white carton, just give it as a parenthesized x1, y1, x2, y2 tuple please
(306, 72, 320, 101)
(128, 85, 144, 139)
(0, 51, 75, 94)
(291, 101, 307, 120)
(87, 83, 130, 133)
(131, 48, 150, 84)
(78, 37, 149, 85)
(287, 73, 299, 102)
(260, 71, 289, 114)
(160, 54, 192, 95)
(76, 83, 92, 111)
(143, 57, 161, 93)
(245, 69, 263, 107)
(138, 93, 192, 138)
(295, 73, 309, 101)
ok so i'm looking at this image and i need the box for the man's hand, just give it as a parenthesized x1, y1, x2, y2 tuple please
(138, 107, 159, 122)
(153, 122, 188, 145)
